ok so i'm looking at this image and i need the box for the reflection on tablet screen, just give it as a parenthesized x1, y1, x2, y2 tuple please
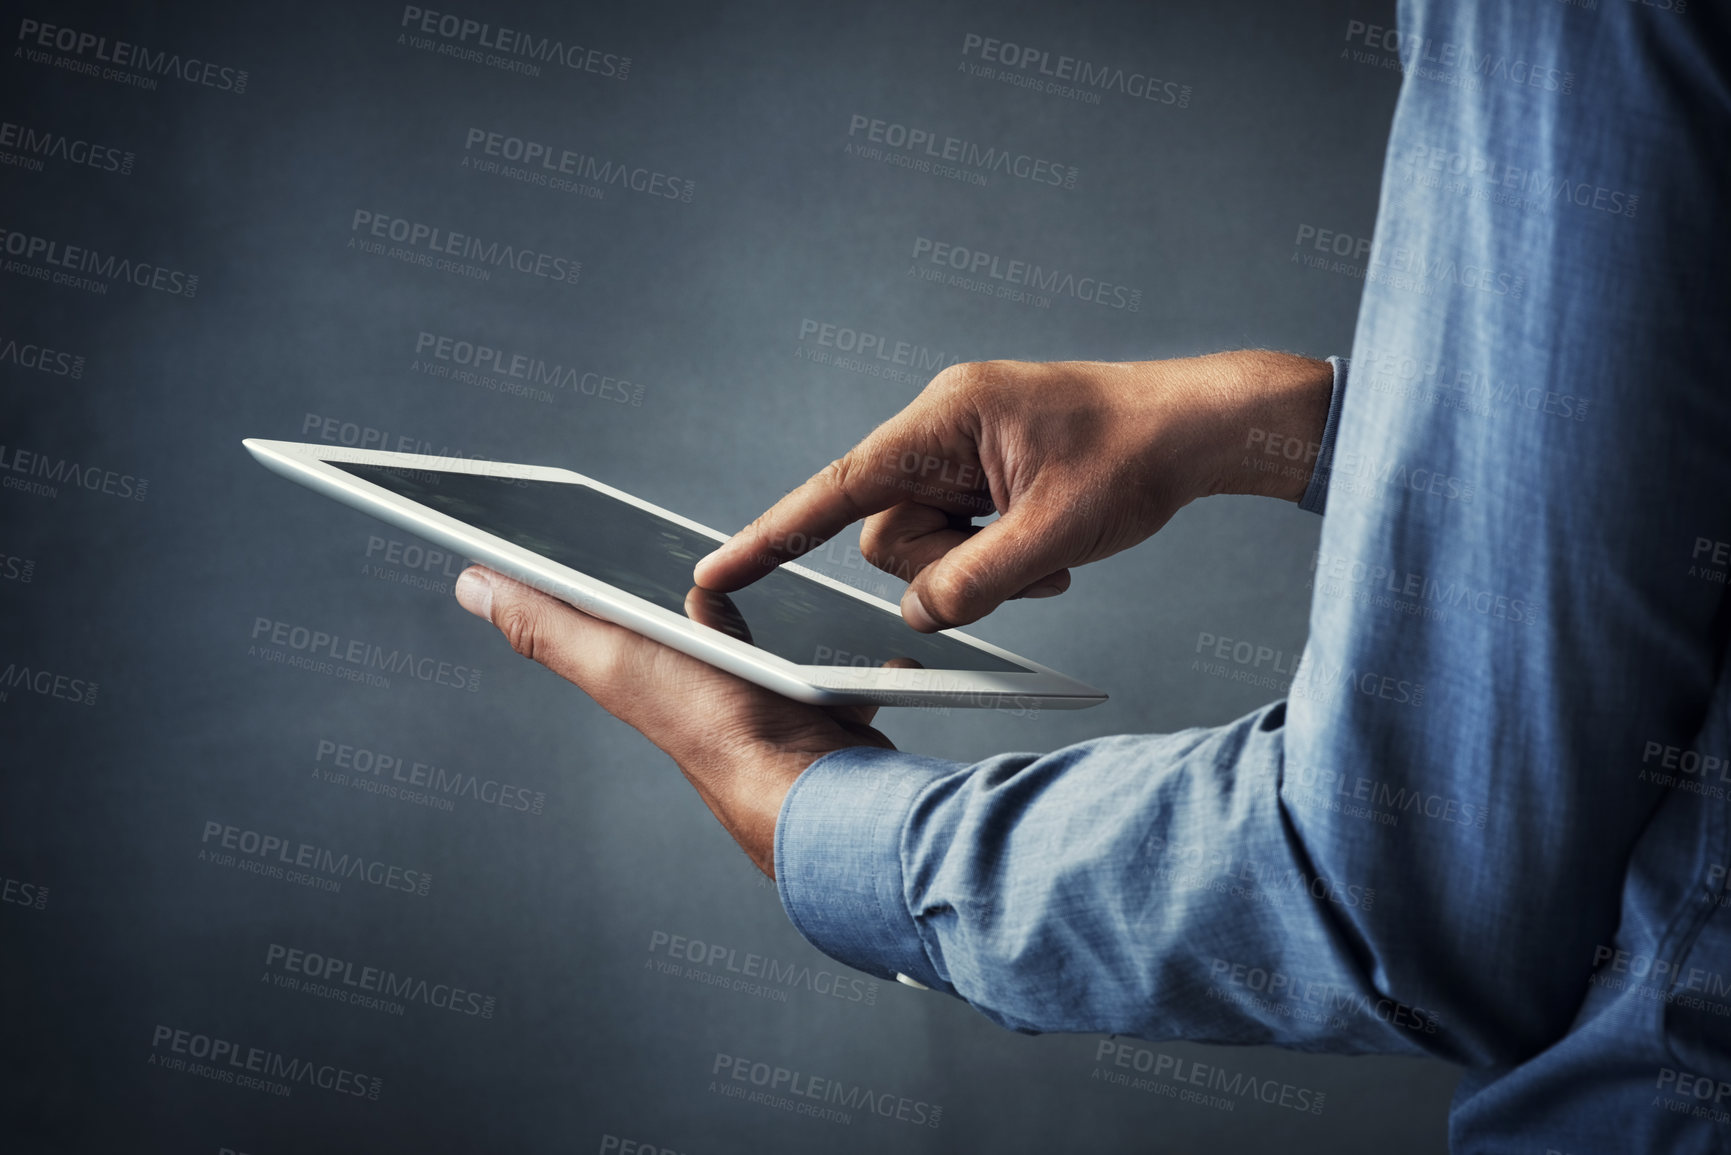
(337, 462, 1027, 673)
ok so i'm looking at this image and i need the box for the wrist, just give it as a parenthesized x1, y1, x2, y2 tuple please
(1195, 350, 1335, 502)
(678, 739, 826, 878)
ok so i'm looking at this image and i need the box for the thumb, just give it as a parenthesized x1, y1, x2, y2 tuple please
(899, 506, 1075, 631)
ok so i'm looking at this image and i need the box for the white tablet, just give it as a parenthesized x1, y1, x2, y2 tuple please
(243, 439, 1107, 710)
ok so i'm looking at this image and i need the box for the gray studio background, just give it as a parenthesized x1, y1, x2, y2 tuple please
(0, 0, 1461, 1151)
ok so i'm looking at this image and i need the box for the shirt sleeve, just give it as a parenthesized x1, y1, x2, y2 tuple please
(1297, 355, 1350, 516)
(774, 748, 958, 991)
(777, 709, 1444, 1055)
(779, 0, 1731, 1075)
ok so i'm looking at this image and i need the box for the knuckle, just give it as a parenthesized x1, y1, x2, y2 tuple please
(930, 360, 986, 397)
(932, 359, 1023, 425)
(923, 561, 986, 623)
(819, 454, 860, 499)
(592, 635, 629, 685)
(496, 600, 544, 664)
(943, 358, 1017, 390)
(857, 512, 895, 561)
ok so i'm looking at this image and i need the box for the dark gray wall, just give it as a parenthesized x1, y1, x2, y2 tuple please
(0, 1, 1460, 1151)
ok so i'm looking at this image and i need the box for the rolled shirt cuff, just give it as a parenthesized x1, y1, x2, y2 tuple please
(774, 745, 961, 995)
(1298, 354, 1351, 516)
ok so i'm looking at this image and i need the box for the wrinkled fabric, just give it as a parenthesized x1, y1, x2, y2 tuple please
(777, 2, 1731, 1149)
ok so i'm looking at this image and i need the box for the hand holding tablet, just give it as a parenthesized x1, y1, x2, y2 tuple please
(243, 352, 1341, 876)
(243, 437, 1105, 709)
(246, 354, 1334, 711)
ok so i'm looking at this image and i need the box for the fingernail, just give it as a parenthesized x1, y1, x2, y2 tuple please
(901, 589, 939, 632)
(455, 568, 493, 619)
(1023, 584, 1063, 599)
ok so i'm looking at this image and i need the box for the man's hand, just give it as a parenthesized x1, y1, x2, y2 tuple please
(453, 566, 894, 877)
(694, 352, 1332, 632)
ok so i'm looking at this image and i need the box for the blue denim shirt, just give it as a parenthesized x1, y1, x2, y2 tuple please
(776, 2, 1731, 1149)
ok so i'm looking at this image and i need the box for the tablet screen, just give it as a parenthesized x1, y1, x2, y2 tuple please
(336, 462, 1027, 673)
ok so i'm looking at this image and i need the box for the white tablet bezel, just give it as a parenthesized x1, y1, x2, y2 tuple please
(242, 439, 1107, 710)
